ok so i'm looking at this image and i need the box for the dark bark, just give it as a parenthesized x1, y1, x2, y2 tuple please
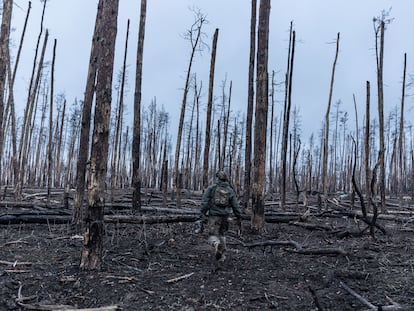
(132, 0, 147, 213)
(202, 28, 219, 188)
(375, 20, 386, 212)
(47, 39, 57, 204)
(0, 0, 13, 180)
(73, 0, 104, 225)
(280, 24, 295, 209)
(364, 81, 371, 211)
(251, 0, 270, 231)
(80, 0, 119, 271)
(322, 32, 340, 208)
(112, 20, 129, 190)
(243, 0, 257, 212)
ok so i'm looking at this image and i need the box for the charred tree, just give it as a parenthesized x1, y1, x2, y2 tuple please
(0, 0, 13, 179)
(322, 32, 340, 209)
(364, 81, 371, 211)
(202, 27, 218, 188)
(73, 0, 104, 226)
(251, 0, 270, 231)
(132, 0, 147, 213)
(243, 0, 257, 212)
(374, 15, 387, 212)
(398, 53, 406, 201)
(80, 0, 119, 271)
(47, 39, 57, 204)
(280, 24, 295, 209)
(112, 19, 129, 189)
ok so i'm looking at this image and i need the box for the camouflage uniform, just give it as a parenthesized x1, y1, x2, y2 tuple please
(200, 171, 242, 261)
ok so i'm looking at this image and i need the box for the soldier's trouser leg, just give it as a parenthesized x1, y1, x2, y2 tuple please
(208, 216, 228, 261)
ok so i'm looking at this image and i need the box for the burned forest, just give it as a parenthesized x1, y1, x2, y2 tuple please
(1, 0, 414, 310)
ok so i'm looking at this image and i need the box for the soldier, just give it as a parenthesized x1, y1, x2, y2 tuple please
(199, 170, 242, 262)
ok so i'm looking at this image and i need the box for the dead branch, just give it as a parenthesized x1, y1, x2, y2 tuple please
(340, 280, 412, 311)
(17, 303, 119, 311)
(244, 239, 347, 256)
(289, 221, 333, 231)
(0, 260, 32, 266)
(165, 272, 194, 283)
(308, 286, 324, 311)
(339, 280, 376, 309)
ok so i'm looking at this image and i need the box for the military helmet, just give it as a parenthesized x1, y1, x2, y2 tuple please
(216, 170, 228, 181)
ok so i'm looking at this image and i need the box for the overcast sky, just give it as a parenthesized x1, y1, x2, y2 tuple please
(9, 0, 414, 145)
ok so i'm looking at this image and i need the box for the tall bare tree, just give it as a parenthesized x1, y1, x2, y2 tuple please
(202, 27, 218, 188)
(251, 0, 270, 231)
(374, 17, 386, 212)
(243, 0, 257, 212)
(322, 32, 340, 209)
(0, 0, 13, 180)
(80, 0, 119, 271)
(5, 1, 31, 188)
(397, 53, 406, 201)
(73, 0, 104, 225)
(176, 10, 207, 201)
(132, 0, 147, 213)
(364, 82, 371, 210)
(47, 39, 57, 204)
(112, 19, 129, 189)
(280, 24, 295, 209)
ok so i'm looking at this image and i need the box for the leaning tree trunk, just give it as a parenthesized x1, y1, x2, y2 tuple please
(73, 1, 104, 226)
(177, 12, 206, 203)
(0, 0, 13, 182)
(202, 28, 219, 188)
(322, 32, 340, 209)
(80, 0, 119, 271)
(251, 0, 270, 231)
(243, 0, 257, 212)
(132, 0, 147, 213)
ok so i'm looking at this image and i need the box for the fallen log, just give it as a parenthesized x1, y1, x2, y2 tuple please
(244, 239, 347, 256)
(105, 214, 199, 224)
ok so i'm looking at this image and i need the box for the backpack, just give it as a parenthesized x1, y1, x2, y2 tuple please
(213, 184, 230, 208)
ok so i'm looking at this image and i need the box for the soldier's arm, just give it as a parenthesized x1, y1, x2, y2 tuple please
(200, 186, 213, 219)
(230, 190, 242, 218)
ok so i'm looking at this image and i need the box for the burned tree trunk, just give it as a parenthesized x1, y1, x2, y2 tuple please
(5, 1, 31, 189)
(280, 24, 295, 209)
(203, 28, 218, 188)
(398, 53, 406, 201)
(0, 0, 13, 181)
(243, 0, 257, 212)
(251, 0, 270, 231)
(365, 81, 371, 211)
(47, 39, 57, 204)
(80, 0, 119, 271)
(112, 20, 129, 190)
(374, 19, 386, 212)
(322, 32, 340, 209)
(132, 0, 147, 213)
(73, 0, 104, 226)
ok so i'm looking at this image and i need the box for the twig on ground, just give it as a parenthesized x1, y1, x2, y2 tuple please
(308, 286, 324, 311)
(339, 280, 376, 309)
(339, 280, 413, 310)
(0, 260, 32, 266)
(166, 272, 194, 283)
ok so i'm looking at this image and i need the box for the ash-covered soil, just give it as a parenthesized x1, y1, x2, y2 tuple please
(1, 205, 414, 311)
